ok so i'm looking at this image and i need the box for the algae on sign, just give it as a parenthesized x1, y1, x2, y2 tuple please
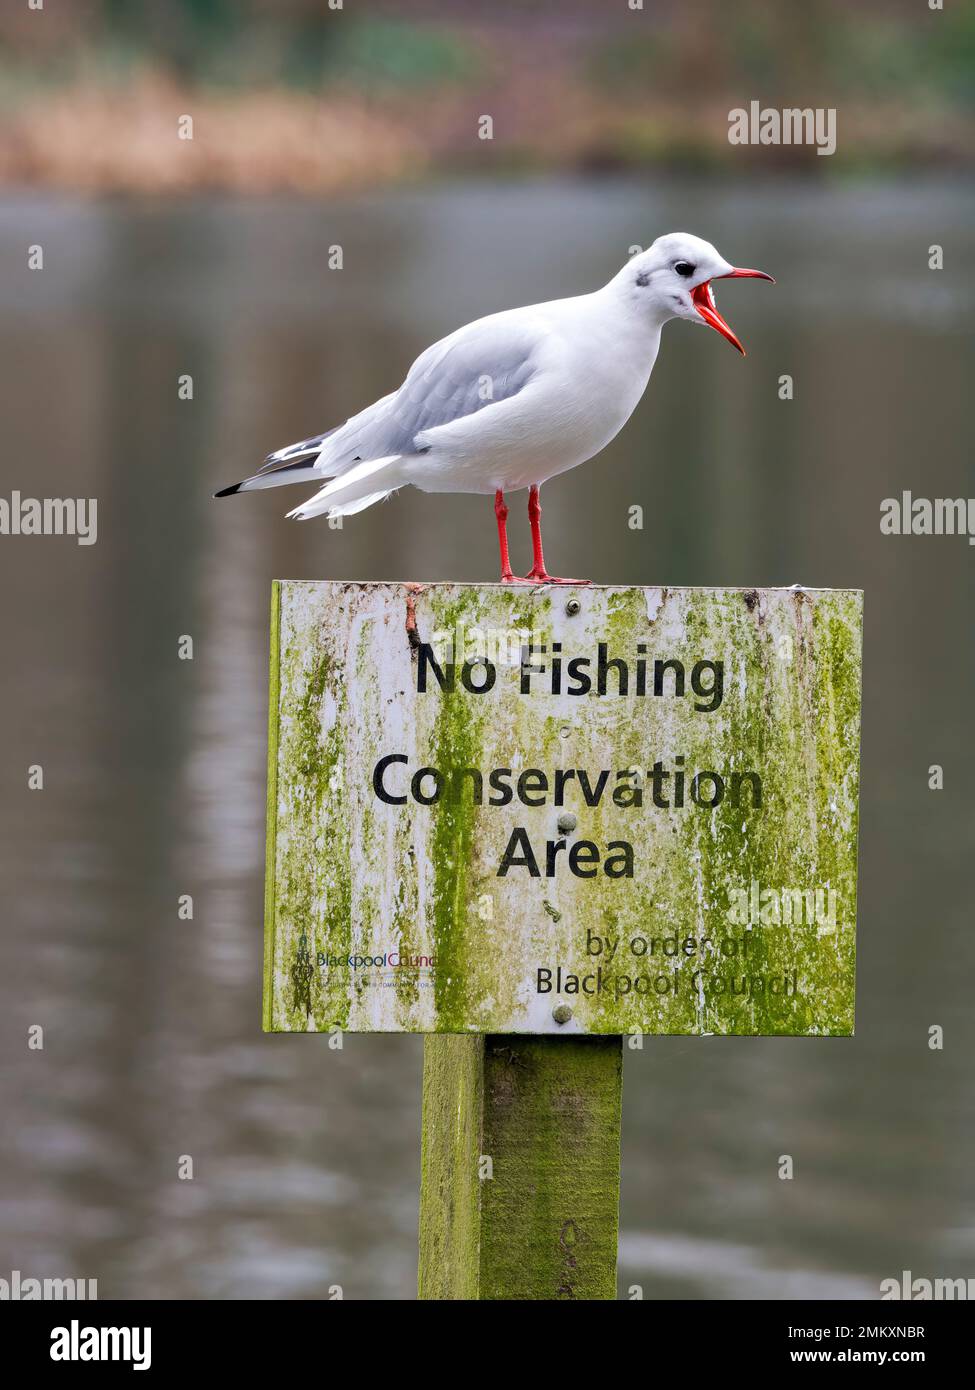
(264, 581, 862, 1036)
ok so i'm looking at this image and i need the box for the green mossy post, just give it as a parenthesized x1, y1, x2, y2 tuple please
(418, 1034, 623, 1300)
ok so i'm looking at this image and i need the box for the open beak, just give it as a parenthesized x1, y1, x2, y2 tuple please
(690, 267, 775, 356)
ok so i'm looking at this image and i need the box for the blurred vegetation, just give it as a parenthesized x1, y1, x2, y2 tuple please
(0, 0, 972, 191)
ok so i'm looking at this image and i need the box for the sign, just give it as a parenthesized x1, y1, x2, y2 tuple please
(263, 581, 861, 1035)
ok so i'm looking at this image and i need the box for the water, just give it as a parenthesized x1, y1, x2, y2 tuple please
(0, 176, 972, 1299)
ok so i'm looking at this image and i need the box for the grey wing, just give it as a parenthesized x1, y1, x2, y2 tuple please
(378, 314, 542, 456)
(261, 313, 542, 481)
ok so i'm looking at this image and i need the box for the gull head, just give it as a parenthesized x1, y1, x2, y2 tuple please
(623, 233, 774, 355)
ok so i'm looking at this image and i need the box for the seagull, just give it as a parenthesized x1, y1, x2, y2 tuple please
(215, 233, 773, 584)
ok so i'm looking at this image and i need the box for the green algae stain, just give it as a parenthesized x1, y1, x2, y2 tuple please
(671, 590, 861, 1036)
(688, 593, 800, 1035)
(426, 591, 489, 1030)
(418, 1034, 484, 1299)
(274, 584, 353, 1031)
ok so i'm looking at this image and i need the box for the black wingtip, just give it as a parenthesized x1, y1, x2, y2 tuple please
(213, 482, 242, 498)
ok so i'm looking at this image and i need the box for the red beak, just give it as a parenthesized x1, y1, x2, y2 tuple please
(690, 267, 775, 356)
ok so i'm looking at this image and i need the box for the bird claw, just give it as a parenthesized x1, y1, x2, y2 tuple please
(500, 572, 591, 586)
(521, 571, 591, 586)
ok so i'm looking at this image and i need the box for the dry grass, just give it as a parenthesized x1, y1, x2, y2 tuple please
(0, 73, 427, 194)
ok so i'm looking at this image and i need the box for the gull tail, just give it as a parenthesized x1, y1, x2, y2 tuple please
(213, 455, 323, 498)
(287, 455, 401, 521)
(214, 425, 346, 497)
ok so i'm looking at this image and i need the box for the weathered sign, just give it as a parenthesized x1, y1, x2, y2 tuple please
(263, 581, 861, 1035)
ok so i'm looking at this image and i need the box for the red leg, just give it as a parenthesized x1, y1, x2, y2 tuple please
(523, 484, 589, 585)
(495, 490, 518, 583)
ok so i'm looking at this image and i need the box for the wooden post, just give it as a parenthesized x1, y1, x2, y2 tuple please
(418, 1034, 623, 1300)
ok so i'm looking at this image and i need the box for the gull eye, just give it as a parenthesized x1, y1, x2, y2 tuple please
(674, 260, 695, 278)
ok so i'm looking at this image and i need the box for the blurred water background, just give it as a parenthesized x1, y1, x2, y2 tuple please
(0, 175, 972, 1299)
(1, 0, 974, 1301)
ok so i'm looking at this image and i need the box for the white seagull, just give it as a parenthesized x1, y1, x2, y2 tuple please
(215, 233, 773, 583)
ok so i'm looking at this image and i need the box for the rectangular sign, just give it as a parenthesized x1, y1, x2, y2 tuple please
(263, 581, 861, 1035)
